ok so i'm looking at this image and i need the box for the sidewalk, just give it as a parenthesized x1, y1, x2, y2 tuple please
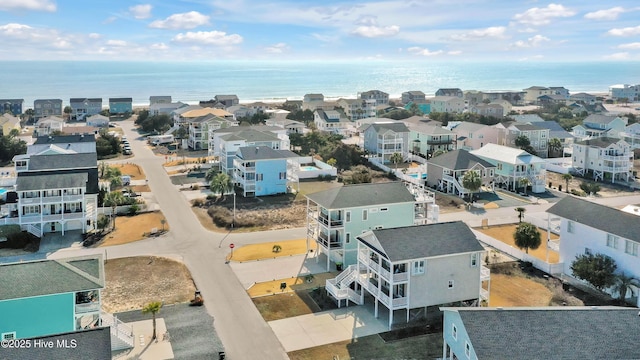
(113, 318, 174, 360)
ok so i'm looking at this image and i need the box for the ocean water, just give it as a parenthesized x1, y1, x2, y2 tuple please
(1, 60, 638, 107)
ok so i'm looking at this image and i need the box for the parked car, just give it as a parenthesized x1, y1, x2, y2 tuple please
(123, 149, 132, 155)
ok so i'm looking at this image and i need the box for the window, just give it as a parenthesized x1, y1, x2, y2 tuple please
(567, 221, 574, 234)
(2, 332, 15, 340)
(607, 234, 619, 249)
(585, 248, 592, 255)
(470, 253, 478, 267)
(411, 260, 425, 275)
(362, 209, 368, 221)
(465, 341, 471, 359)
(452, 324, 457, 340)
(345, 211, 351, 223)
(448, 280, 455, 289)
(278, 172, 286, 179)
(625, 240, 638, 256)
(380, 207, 388, 212)
(345, 233, 351, 244)
(256, 173, 263, 181)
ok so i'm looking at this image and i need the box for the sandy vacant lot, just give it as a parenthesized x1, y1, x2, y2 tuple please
(476, 224, 560, 263)
(113, 163, 146, 180)
(488, 273, 552, 307)
(99, 211, 168, 247)
(102, 256, 196, 313)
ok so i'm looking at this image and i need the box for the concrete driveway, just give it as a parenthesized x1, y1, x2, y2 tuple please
(230, 253, 328, 289)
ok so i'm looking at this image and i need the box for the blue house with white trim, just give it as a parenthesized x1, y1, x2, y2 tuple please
(232, 146, 298, 197)
(0, 99, 24, 116)
(108, 98, 133, 115)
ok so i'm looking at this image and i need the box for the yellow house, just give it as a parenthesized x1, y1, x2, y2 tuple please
(0, 113, 21, 136)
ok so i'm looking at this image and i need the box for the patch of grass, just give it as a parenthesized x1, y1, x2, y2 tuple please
(252, 292, 316, 322)
(288, 333, 443, 360)
(98, 211, 168, 247)
(0, 225, 21, 238)
(230, 239, 314, 262)
(248, 273, 337, 297)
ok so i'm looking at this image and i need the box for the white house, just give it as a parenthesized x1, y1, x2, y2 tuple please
(358, 90, 389, 106)
(572, 114, 628, 140)
(494, 122, 550, 158)
(86, 114, 110, 128)
(361, 122, 410, 164)
(609, 84, 640, 101)
(325, 221, 489, 328)
(313, 109, 351, 135)
(471, 143, 546, 193)
(571, 137, 633, 183)
(619, 123, 640, 149)
(430, 96, 465, 114)
(548, 196, 640, 306)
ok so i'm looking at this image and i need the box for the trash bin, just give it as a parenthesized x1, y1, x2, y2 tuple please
(336, 263, 343, 271)
(218, 351, 226, 360)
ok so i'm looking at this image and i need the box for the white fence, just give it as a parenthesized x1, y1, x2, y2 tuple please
(473, 230, 564, 275)
(98, 203, 148, 216)
(545, 157, 572, 174)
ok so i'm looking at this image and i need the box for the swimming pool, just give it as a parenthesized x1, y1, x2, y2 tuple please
(408, 173, 427, 179)
(300, 166, 320, 171)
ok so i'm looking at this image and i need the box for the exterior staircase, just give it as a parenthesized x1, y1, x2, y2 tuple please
(101, 311, 134, 351)
(21, 224, 42, 238)
(326, 265, 362, 307)
(440, 174, 468, 197)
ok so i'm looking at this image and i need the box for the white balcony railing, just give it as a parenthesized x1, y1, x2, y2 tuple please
(41, 196, 63, 204)
(392, 296, 408, 308)
(392, 272, 409, 283)
(481, 266, 491, 281)
(75, 302, 101, 314)
(64, 194, 83, 202)
(480, 288, 489, 301)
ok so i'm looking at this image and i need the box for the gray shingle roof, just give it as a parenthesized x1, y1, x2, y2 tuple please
(364, 221, 483, 262)
(451, 307, 640, 360)
(16, 172, 88, 191)
(584, 114, 620, 125)
(28, 153, 97, 171)
(575, 136, 624, 148)
(366, 123, 410, 133)
(0, 255, 104, 301)
(428, 149, 495, 171)
(531, 120, 574, 140)
(511, 123, 543, 131)
(219, 129, 280, 142)
(33, 135, 96, 145)
(548, 196, 640, 242)
(2, 327, 112, 360)
(237, 146, 297, 161)
(306, 182, 415, 209)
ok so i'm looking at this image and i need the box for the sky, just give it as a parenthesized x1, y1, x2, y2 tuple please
(0, 0, 639, 62)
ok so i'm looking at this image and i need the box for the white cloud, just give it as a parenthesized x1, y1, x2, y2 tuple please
(0, 0, 56, 12)
(103, 16, 117, 24)
(351, 24, 399, 38)
(603, 52, 630, 60)
(89, 33, 101, 39)
(513, 4, 575, 26)
(407, 47, 444, 56)
(172, 31, 243, 46)
(150, 42, 169, 50)
(149, 11, 210, 30)
(450, 26, 507, 41)
(584, 7, 625, 21)
(264, 42, 289, 54)
(129, 4, 152, 20)
(511, 34, 550, 48)
(607, 25, 640, 37)
(618, 42, 640, 50)
(106, 39, 128, 47)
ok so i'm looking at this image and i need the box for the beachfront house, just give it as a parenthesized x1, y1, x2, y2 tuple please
(325, 221, 488, 329)
(609, 84, 640, 101)
(571, 137, 633, 183)
(34, 99, 63, 120)
(471, 143, 546, 193)
(451, 122, 498, 151)
(69, 98, 102, 121)
(214, 95, 239, 108)
(0, 254, 134, 351)
(441, 307, 640, 360)
(522, 86, 553, 104)
(401, 91, 426, 104)
(187, 114, 230, 150)
(572, 114, 627, 141)
(302, 93, 326, 111)
(435, 88, 464, 98)
(8, 135, 99, 236)
(172, 104, 203, 125)
(429, 96, 465, 114)
(495, 122, 550, 158)
(0, 113, 21, 136)
(405, 120, 456, 158)
(570, 92, 597, 105)
(149, 95, 172, 105)
(306, 182, 436, 271)
(620, 123, 640, 149)
(108, 98, 132, 115)
(232, 146, 298, 197)
(86, 114, 110, 128)
(548, 196, 640, 306)
(358, 90, 389, 106)
(0, 99, 24, 116)
(469, 103, 506, 118)
(313, 109, 352, 135)
(426, 149, 496, 197)
(362, 122, 410, 164)
(210, 126, 290, 174)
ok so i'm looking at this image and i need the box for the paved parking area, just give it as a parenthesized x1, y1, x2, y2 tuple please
(230, 253, 328, 289)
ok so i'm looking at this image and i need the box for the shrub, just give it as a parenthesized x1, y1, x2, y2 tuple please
(192, 184, 200, 190)
(128, 204, 140, 216)
(192, 199, 205, 207)
(570, 189, 585, 197)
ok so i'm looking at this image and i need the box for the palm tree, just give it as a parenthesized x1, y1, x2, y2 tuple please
(160, 219, 166, 232)
(142, 301, 162, 340)
(519, 177, 531, 195)
(548, 138, 562, 158)
(515, 207, 526, 222)
(211, 173, 232, 200)
(513, 222, 541, 254)
(614, 273, 639, 303)
(462, 170, 482, 202)
(103, 191, 124, 230)
(562, 173, 573, 193)
(390, 152, 403, 170)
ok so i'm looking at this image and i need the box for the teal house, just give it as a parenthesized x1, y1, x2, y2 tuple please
(0, 255, 104, 341)
(306, 182, 436, 270)
(108, 97, 133, 114)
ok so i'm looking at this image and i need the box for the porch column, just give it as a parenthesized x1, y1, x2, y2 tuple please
(61, 221, 65, 236)
(327, 249, 330, 271)
(389, 309, 393, 329)
(442, 341, 448, 360)
(374, 298, 379, 318)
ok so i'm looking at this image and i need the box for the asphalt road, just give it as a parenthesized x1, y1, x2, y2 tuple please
(10, 119, 640, 359)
